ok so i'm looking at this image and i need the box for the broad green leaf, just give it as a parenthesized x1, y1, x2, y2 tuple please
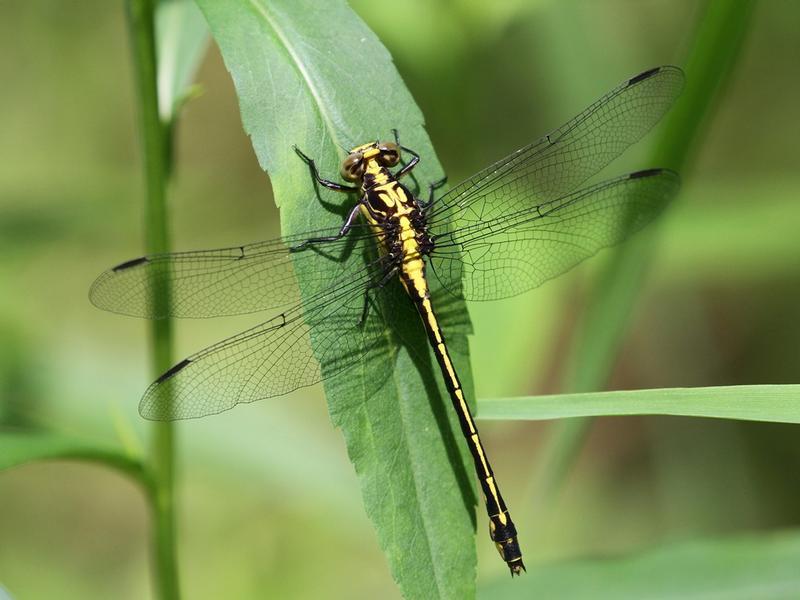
(480, 531, 800, 599)
(194, 1, 477, 597)
(477, 384, 800, 423)
(0, 430, 149, 485)
(156, 0, 209, 122)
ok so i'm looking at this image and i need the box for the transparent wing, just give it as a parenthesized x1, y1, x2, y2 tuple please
(139, 252, 396, 420)
(430, 169, 680, 301)
(89, 223, 381, 319)
(426, 66, 684, 229)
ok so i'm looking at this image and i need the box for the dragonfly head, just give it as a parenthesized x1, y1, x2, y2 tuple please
(340, 141, 401, 182)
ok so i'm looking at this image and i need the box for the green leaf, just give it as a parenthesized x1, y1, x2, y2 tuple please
(194, 1, 477, 597)
(155, 0, 209, 122)
(477, 384, 800, 423)
(479, 531, 800, 599)
(0, 430, 150, 485)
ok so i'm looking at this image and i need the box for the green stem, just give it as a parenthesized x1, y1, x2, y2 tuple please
(126, 0, 179, 598)
(531, 0, 757, 510)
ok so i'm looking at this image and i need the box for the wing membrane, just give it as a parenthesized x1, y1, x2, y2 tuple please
(89, 223, 380, 319)
(139, 252, 395, 420)
(431, 169, 680, 301)
(427, 66, 684, 229)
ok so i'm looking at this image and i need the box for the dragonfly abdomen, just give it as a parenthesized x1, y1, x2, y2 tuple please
(403, 267, 526, 576)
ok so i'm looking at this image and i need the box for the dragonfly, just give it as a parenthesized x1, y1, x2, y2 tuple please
(90, 65, 684, 575)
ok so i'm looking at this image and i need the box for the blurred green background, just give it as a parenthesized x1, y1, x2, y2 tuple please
(1, 1, 799, 598)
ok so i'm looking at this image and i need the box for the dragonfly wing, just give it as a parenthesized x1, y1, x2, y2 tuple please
(89, 224, 379, 319)
(427, 66, 684, 228)
(139, 257, 395, 420)
(430, 169, 680, 301)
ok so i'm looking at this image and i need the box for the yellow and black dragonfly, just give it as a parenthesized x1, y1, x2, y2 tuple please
(90, 65, 684, 575)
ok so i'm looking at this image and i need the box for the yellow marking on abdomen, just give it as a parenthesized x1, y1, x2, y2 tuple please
(454, 389, 476, 433)
(437, 343, 455, 376)
(471, 434, 491, 472)
(485, 477, 502, 508)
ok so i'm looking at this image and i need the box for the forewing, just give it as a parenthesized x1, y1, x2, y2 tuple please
(89, 224, 379, 319)
(427, 66, 684, 229)
(430, 170, 680, 301)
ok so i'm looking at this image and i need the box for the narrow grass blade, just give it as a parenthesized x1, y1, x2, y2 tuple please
(478, 384, 800, 424)
(0, 430, 151, 486)
(155, 0, 209, 122)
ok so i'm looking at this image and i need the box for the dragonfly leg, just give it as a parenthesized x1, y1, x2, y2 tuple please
(290, 200, 365, 252)
(391, 129, 421, 180)
(294, 145, 359, 193)
(421, 176, 448, 209)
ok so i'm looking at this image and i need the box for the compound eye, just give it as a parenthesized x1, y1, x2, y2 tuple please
(340, 153, 364, 181)
(378, 141, 400, 167)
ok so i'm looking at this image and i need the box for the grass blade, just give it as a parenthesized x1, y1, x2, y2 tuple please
(0, 430, 151, 487)
(155, 0, 209, 123)
(478, 384, 800, 423)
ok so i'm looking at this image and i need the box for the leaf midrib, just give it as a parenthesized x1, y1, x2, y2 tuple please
(247, 0, 346, 153)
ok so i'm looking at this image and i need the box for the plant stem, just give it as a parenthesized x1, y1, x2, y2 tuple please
(126, 0, 179, 597)
(531, 0, 757, 510)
